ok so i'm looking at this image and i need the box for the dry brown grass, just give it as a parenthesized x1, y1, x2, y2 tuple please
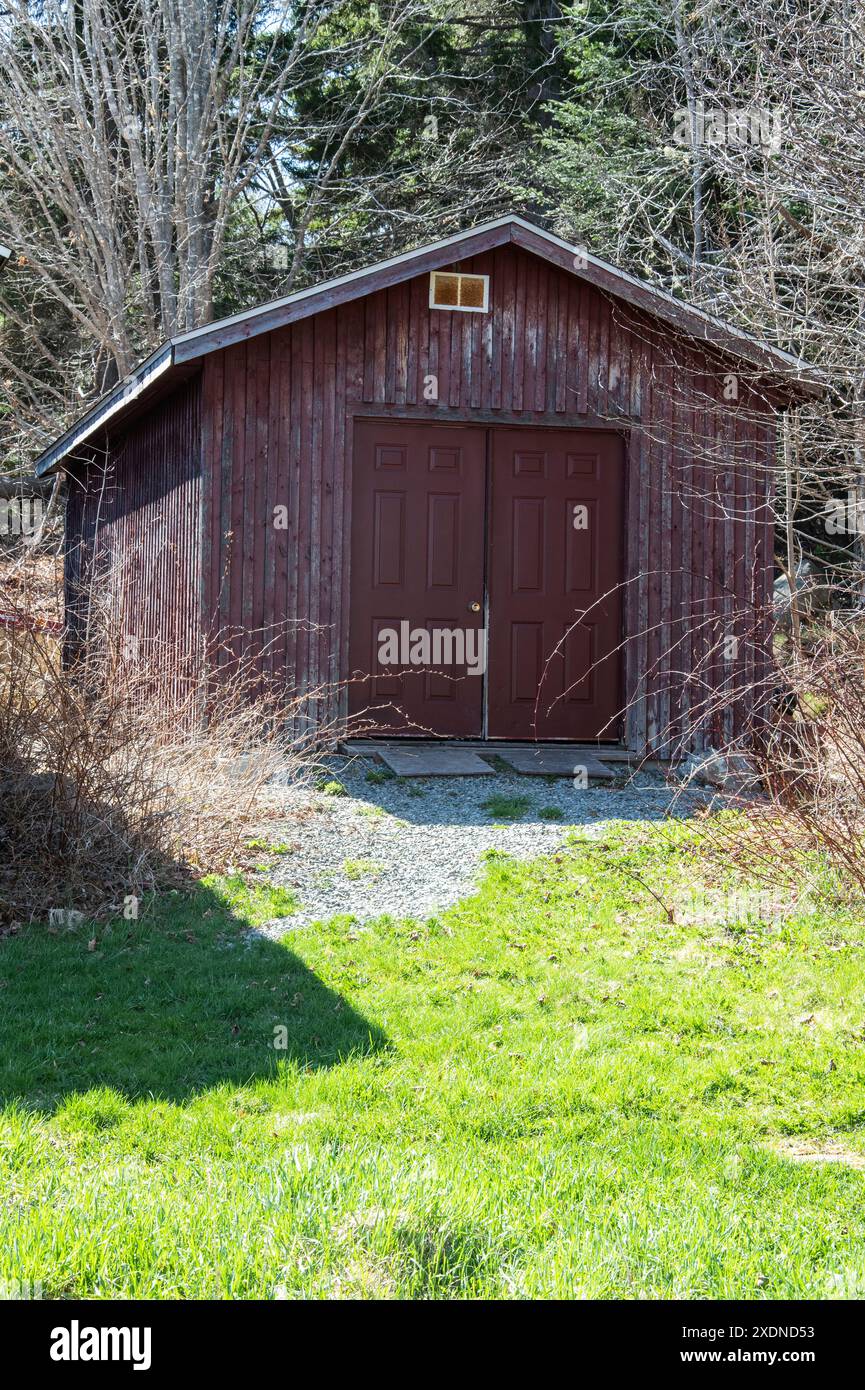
(751, 620, 865, 892)
(0, 545, 63, 628)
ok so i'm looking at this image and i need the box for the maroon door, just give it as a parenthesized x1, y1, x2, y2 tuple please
(486, 428, 624, 739)
(349, 421, 486, 734)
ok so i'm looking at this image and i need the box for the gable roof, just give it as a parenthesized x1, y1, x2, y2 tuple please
(35, 213, 823, 476)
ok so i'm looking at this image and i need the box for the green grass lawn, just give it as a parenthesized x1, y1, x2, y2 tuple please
(2, 819, 865, 1299)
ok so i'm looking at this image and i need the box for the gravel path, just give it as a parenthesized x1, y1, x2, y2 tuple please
(257, 756, 712, 934)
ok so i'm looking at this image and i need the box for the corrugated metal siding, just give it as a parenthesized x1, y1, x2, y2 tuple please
(198, 243, 776, 753)
(65, 376, 203, 703)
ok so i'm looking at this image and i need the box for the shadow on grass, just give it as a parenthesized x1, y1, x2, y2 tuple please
(0, 880, 388, 1111)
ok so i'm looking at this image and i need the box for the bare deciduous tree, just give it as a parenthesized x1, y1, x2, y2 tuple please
(0, 0, 536, 465)
(0, 1, 320, 383)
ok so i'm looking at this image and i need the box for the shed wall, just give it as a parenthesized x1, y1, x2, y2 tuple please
(199, 243, 776, 753)
(65, 375, 203, 699)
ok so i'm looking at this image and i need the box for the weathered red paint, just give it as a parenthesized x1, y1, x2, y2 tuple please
(64, 376, 202, 700)
(0, 610, 62, 635)
(64, 242, 779, 753)
(486, 427, 624, 740)
(349, 420, 486, 735)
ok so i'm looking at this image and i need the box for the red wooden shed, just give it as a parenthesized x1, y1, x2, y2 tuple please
(36, 215, 819, 754)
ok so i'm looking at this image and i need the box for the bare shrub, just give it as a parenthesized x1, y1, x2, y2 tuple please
(620, 601, 865, 904)
(0, 575, 342, 928)
(743, 619, 865, 896)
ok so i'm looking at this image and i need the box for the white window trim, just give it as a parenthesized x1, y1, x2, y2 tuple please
(429, 271, 490, 313)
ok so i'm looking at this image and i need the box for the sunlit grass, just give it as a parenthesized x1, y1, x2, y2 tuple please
(2, 822, 865, 1299)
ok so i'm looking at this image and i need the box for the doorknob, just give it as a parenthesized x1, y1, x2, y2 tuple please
(468, 600, 481, 613)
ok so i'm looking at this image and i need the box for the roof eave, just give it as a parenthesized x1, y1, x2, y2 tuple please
(170, 213, 823, 395)
(171, 218, 516, 365)
(34, 214, 825, 472)
(35, 345, 175, 476)
(508, 220, 824, 397)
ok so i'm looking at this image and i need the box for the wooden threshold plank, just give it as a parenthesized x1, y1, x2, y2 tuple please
(498, 747, 615, 779)
(377, 746, 494, 777)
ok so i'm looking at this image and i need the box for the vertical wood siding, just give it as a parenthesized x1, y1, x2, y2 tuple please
(65, 376, 202, 702)
(68, 243, 777, 754)
(198, 244, 777, 753)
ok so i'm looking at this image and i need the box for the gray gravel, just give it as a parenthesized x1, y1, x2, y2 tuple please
(254, 756, 712, 934)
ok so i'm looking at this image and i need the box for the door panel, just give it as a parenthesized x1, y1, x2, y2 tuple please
(349, 421, 486, 735)
(487, 428, 624, 739)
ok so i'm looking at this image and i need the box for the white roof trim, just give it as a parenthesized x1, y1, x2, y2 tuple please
(173, 213, 813, 375)
(172, 217, 518, 351)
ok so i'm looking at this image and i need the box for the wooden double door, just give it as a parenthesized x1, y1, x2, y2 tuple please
(348, 419, 624, 740)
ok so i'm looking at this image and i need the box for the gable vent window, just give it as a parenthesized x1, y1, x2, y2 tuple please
(429, 271, 489, 313)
